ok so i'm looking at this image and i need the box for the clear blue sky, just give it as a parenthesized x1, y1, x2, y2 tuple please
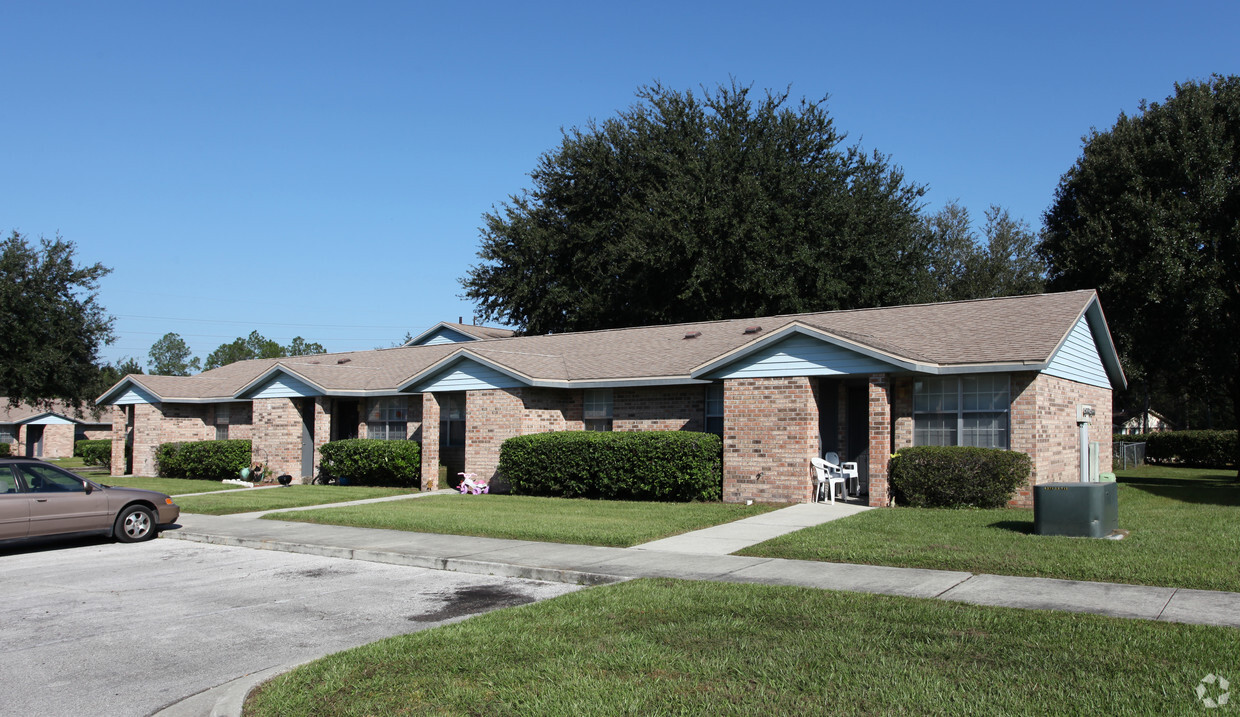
(4, 1, 1236, 368)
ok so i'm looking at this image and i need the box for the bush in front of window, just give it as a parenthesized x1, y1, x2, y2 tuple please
(499, 430, 723, 502)
(888, 446, 1031, 509)
(318, 439, 421, 488)
(1115, 430, 1236, 468)
(75, 439, 112, 468)
(157, 439, 253, 480)
(0, 442, 9, 457)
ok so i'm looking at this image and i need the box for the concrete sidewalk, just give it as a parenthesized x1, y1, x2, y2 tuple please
(163, 502, 1240, 630)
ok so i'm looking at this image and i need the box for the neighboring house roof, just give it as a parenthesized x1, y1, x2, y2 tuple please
(96, 290, 1126, 405)
(0, 398, 111, 426)
(404, 322, 518, 346)
(1115, 409, 1175, 430)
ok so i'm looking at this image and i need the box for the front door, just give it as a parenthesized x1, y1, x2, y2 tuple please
(846, 385, 869, 495)
(25, 425, 44, 458)
(333, 400, 359, 441)
(300, 399, 316, 480)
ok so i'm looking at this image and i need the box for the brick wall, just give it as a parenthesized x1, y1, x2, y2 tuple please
(614, 386, 705, 432)
(251, 398, 303, 479)
(519, 388, 582, 433)
(420, 393, 441, 490)
(866, 374, 893, 507)
(1026, 373, 1113, 503)
(41, 424, 77, 458)
(722, 376, 818, 504)
(465, 389, 526, 485)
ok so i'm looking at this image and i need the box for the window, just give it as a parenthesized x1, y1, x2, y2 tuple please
(705, 384, 724, 436)
(439, 394, 465, 447)
(0, 426, 15, 445)
(583, 389, 613, 431)
(214, 404, 230, 441)
(914, 375, 1010, 449)
(367, 397, 408, 441)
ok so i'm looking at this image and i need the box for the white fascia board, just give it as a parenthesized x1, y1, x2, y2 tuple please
(233, 364, 327, 399)
(397, 350, 534, 393)
(690, 323, 926, 378)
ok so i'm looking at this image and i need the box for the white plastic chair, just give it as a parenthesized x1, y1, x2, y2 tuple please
(824, 452, 860, 496)
(810, 457, 846, 505)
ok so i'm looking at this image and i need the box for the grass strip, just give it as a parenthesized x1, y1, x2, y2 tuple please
(245, 578, 1238, 717)
(264, 494, 781, 547)
(97, 476, 247, 495)
(738, 466, 1240, 592)
(175, 485, 413, 515)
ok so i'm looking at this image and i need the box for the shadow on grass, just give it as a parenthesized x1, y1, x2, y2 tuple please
(1123, 484, 1240, 507)
(1118, 472, 1236, 487)
(987, 520, 1033, 535)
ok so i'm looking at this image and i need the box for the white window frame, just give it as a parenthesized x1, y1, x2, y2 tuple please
(368, 397, 409, 441)
(913, 375, 1010, 450)
(583, 389, 613, 432)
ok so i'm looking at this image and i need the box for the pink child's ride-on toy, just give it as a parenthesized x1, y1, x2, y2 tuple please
(458, 472, 489, 495)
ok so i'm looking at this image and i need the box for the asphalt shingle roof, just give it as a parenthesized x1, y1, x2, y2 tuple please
(98, 290, 1102, 402)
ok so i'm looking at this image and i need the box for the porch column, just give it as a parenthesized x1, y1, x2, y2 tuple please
(312, 397, 332, 483)
(420, 393, 441, 490)
(867, 374, 892, 507)
(110, 406, 128, 477)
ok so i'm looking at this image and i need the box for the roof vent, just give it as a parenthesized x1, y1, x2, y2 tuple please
(684, 331, 701, 339)
(743, 326, 762, 335)
(336, 358, 351, 365)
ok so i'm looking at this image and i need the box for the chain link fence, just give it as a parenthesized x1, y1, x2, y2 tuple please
(1113, 441, 1146, 470)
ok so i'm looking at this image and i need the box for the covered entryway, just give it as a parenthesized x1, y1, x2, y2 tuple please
(815, 378, 870, 499)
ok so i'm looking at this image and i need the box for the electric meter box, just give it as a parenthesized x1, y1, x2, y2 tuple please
(1033, 482, 1118, 538)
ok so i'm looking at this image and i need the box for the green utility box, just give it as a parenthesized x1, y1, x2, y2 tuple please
(1033, 482, 1119, 538)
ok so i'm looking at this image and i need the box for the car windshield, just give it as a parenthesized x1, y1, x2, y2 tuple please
(17, 464, 85, 493)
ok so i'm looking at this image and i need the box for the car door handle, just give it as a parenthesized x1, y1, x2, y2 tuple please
(36, 499, 48, 503)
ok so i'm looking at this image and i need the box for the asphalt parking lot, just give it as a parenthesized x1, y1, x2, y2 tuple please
(0, 537, 582, 716)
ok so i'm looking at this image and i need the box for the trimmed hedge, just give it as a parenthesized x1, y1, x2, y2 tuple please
(0, 442, 9, 457)
(499, 430, 723, 502)
(157, 439, 252, 480)
(76, 439, 113, 468)
(318, 439, 421, 488)
(888, 446, 1031, 509)
(1114, 430, 1236, 469)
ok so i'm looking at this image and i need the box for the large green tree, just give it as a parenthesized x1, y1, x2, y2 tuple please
(0, 231, 114, 407)
(1039, 75, 1239, 466)
(147, 332, 201, 376)
(916, 201, 1045, 302)
(203, 331, 326, 370)
(462, 82, 929, 334)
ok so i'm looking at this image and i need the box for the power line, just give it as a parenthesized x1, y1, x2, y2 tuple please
(116, 314, 424, 330)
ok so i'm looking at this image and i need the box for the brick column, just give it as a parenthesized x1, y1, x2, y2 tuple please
(722, 376, 818, 504)
(867, 374, 892, 507)
(420, 393, 441, 490)
(312, 397, 332, 484)
(111, 406, 128, 476)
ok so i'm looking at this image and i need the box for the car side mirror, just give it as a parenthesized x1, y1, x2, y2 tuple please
(83, 481, 93, 495)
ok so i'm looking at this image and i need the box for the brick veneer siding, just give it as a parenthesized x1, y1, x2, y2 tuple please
(614, 386, 706, 432)
(465, 389, 526, 485)
(420, 393, 441, 490)
(1012, 372, 1113, 507)
(251, 398, 304, 480)
(866, 374, 893, 507)
(722, 377, 818, 504)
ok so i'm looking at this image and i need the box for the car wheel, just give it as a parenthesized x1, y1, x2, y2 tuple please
(114, 505, 156, 543)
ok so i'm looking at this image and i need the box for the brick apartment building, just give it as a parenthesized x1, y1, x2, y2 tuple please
(1, 400, 112, 459)
(95, 290, 1125, 507)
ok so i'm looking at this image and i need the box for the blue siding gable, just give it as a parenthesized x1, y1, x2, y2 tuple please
(113, 385, 160, 405)
(412, 358, 526, 392)
(250, 374, 322, 398)
(416, 327, 474, 346)
(1044, 316, 1111, 389)
(708, 334, 898, 379)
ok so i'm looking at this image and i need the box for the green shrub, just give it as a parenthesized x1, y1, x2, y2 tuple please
(1116, 430, 1236, 468)
(318, 439, 421, 488)
(76, 439, 113, 468)
(888, 446, 1031, 509)
(0, 442, 9, 457)
(500, 431, 723, 502)
(157, 439, 252, 480)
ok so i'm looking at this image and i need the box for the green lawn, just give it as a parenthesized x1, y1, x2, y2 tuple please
(97, 476, 247, 495)
(265, 494, 782, 547)
(176, 485, 415, 515)
(245, 578, 1237, 717)
(738, 465, 1240, 592)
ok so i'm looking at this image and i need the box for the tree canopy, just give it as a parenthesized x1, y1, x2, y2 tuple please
(203, 331, 326, 370)
(0, 231, 114, 407)
(148, 332, 201, 376)
(462, 82, 930, 334)
(916, 201, 1045, 303)
(1039, 74, 1239, 448)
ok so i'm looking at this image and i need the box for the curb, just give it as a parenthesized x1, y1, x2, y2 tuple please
(163, 530, 626, 587)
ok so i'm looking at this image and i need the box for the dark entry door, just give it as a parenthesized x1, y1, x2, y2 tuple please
(334, 400, 359, 441)
(846, 386, 869, 493)
(25, 426, 44, 458)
